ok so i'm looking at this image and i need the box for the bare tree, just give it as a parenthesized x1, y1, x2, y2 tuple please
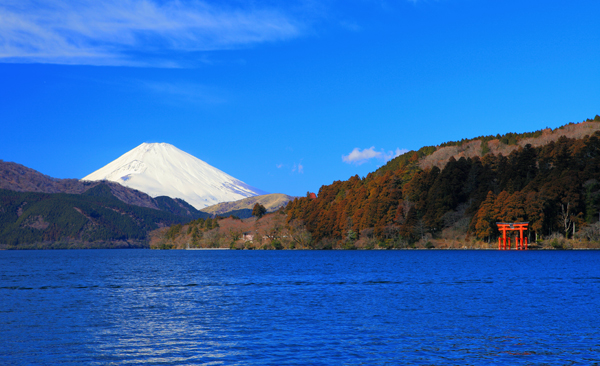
(288, 220, 313, 249)
(576, 222, 600, 242)
(204, 229, 222, 248)
(415, 219, 426, 240)
(228, 228, 242, 243)
(560, 202, 573, 238)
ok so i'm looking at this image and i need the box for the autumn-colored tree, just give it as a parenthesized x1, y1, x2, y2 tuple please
(472, 191, 497, 240)
(500, 191, 527, 223)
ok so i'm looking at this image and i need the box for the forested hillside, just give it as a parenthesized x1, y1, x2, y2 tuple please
(286, 118, 600, 249)
(148, 212, 312, 250)
(0, 184, 208, 249)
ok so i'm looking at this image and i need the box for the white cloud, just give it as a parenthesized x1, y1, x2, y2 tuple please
(342, 146, 380, 165)
(342, 146, 408, 165)
(276, 163, 283, 169)
(0, 0, 302, 66)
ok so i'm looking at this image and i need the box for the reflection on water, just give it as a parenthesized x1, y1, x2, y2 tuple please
(1, 250, 599, 365)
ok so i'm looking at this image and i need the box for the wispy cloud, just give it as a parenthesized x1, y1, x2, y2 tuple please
(141, 81, 226, 104)
(292, 162, 304, 174)
(276, 161, 303, 173)
(382, 148, 409, 161)
(0, 0, 303, 66)
(405, 0, 442, 4)
(342, 146, 408, 165)
(339, 20, 361, 32)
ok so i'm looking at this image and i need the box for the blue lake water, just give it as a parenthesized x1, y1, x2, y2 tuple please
(1, 249, 599, 365)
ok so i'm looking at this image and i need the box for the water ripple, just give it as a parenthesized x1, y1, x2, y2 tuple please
(0, 250, 599, 365)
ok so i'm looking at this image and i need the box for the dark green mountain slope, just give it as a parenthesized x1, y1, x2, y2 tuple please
(219, 208, 253, 219)
(0, 185, 206, 249)
(154, 196, 207, 219)
(0, 160, 209, 220)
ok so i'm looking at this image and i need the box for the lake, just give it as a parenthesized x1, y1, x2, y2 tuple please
(1, 249, 599, 365)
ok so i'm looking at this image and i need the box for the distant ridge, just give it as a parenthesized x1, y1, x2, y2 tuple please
(82, 143, 267, 209)
(0, 160, 207, 220)
(419, 120, 600, 170)
(379, 119, 600, 174)
(201, 193, 296, 216)
(0, 160, 157, 209)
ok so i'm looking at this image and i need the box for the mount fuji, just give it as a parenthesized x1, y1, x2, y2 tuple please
(82, 143, 267, 209)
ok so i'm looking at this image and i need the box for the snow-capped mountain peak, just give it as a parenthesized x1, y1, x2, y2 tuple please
(82, 143, 266, 209)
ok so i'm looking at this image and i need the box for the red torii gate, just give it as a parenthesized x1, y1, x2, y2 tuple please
(496, 222, 529, 250)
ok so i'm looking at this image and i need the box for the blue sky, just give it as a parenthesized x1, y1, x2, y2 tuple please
(1, 0, 599, 197)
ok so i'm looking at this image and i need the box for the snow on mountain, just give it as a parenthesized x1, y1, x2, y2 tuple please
(82, 143, 267, 209)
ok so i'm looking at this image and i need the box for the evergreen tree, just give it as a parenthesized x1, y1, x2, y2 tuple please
(252, 203, 267, 218)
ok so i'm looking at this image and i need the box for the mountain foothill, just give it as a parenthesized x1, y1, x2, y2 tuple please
(284, 116, 600, 250)
(0, 160, 211, 249)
